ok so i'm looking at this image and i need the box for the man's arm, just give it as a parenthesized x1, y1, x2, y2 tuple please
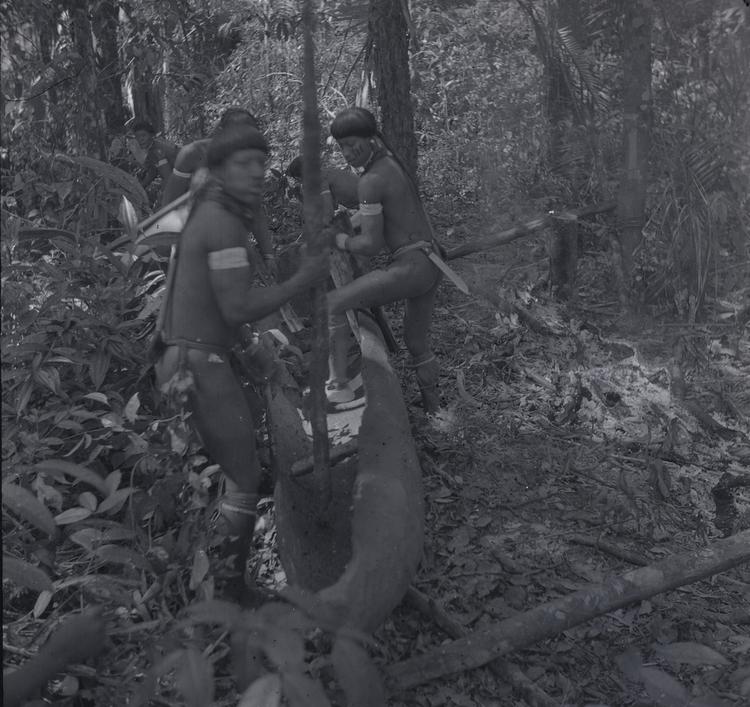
(155, 147, 173, 183)
(202, 208, 325, 326)
(161, 143, 198, 206)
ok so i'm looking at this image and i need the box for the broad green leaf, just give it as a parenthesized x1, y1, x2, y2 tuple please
(281, 672, 331, 707)
(124, 392, 140, 422)
(33, 589, 54, 617)
(2, 556, 54, 593)
(101, 412, 125, 431)
(97, 487, 133, 514)
(331, 635, 385, 707)
(83, 392, 109, 405)
(654, 642, 730, 667)
(34, 459, 108, 494)
(34, 367, 62, 395)
(54, 507, 93, 525)
(69, 528, 103, 550)
(89, 349, 111, 390)
(175, 647, 214, 707)
(93, 544, 152, 572)
(2, 482, 57, 537)
(99, 526, 135, 543)
(189, 548, 210, 589)
(78, 491, 98, 511)
(238, 673, 282, 707)
(104, 470, 122, 496)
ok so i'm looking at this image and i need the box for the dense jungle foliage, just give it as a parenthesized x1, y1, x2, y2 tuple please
(2, 1, 749, 705)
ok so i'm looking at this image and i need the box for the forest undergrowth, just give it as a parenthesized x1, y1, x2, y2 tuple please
(3, 187, 749, 707)
(373, 204, 750, 707)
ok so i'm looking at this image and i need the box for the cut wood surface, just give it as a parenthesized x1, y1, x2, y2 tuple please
(446, 200, 617, 260)
(272, 313, 424, 633)
(385, 530, 750, 693)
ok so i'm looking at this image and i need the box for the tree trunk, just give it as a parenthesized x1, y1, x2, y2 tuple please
(546, 0, 587, 300)
(615, 0, 653, 300)
(385, 530, 750, 692)
(92, 1, 126, 135)
(67, 0, 107, 158)
(368, 0, 418, 180)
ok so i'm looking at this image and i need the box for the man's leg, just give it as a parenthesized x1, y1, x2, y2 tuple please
(156, 346, 260, 579)
(327, 258, 438, 403)
(403, 276, 441, 412)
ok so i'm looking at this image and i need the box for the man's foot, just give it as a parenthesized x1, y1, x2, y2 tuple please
(325, 376, 365, 411)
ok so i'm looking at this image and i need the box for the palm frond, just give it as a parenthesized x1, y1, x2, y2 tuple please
(557, 26, 610, 109)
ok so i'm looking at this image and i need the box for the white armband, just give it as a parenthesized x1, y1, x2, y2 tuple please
(359, 202, 383, 216)
(208, 247, 250, 270)
(173, 167, 192, 179)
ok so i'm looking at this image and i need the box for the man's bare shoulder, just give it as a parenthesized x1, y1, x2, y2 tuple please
(183, 200, 247, 252)
(357, 169, 388, 203)
(174, 139, 209, 172)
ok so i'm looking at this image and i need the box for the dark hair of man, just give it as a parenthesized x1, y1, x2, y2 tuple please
(207, 124, 269, 169)
(217, 107, 260, 131)
(286, 155, 303, 180)
(131, 120, 155, 134)
(330, 107, 377, 140)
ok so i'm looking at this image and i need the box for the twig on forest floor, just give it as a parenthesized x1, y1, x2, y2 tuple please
(497, 489, 561, 511)
(568, 533, 648, 566)
(405, 586, 557, 707)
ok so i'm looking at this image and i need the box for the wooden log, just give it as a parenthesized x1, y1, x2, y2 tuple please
(446, 200, 617, 261)
(405, 587, 557, 707)
(385, 530, 750, 692)
(271, 313, 423, 632)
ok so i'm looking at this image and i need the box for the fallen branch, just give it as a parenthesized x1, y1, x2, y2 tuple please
(405, 587, 557, 707)
(291, 439, 358, 477)
(446, 201, 617, 261)
(568, 534, 648, 566)
(386, 530, 750, 693)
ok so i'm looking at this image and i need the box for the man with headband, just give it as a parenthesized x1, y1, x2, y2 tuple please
(154, 124, 327, 595)
(162, 107, 277, 274)
(325, 107, 451, 413)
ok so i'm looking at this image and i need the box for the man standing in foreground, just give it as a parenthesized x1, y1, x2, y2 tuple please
(324, 107, 446, 413)
(154, 124, 327, 590)
(161, 107, 277, 273)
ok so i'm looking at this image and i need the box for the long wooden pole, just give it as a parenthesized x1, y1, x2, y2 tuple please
(301, 0, 330, 506)
(385, 530, 750, 692)
(445, 200, 617, 261)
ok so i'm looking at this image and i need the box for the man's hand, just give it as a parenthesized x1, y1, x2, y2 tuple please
(294, 251, 329, 288)
(262, 253, 279, 279)
(45, 609, 106, 665)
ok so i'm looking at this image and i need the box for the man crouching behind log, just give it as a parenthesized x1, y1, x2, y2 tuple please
(153, 124, 327, 595)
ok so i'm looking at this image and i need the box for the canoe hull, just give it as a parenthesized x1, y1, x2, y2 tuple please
(270, 313, 424, 632)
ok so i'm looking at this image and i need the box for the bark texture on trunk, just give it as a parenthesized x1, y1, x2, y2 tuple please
(615, 0, 653, 297)
(368, 0, 418, 180)
(385, 530, 750, 692)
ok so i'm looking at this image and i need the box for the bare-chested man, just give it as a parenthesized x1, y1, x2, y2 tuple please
(324, 107, 443, 412)
(132, 120, 178, 192)
(154, 124, 327, 584)
(162, 107, 277, 272)
(285, 155, 360, 223)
